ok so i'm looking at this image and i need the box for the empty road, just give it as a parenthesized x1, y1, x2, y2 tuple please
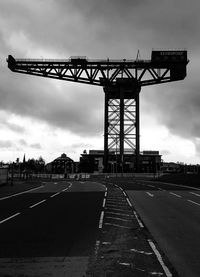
(113, 179, 200, 277)
(0, 180, 106, 276)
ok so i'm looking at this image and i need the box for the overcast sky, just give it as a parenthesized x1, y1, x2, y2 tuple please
(0, 0, 199, 164)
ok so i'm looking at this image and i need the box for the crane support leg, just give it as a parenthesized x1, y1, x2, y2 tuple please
(104, 90, 109, 173)
(135, 91, 140, 172)
(120, 88, 124, 175)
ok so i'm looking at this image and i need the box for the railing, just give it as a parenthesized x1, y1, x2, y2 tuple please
(12, 172, 164, 180)
(14, 58, 152, 64)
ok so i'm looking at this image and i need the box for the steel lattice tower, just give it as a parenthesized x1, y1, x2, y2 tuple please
(7, 51, 189, 173)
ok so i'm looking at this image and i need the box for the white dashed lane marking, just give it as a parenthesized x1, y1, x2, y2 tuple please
(106, 216, 131, 222)
(0, 185, 44, 201)
(158, 187, 166, 191)
(146, 192, 154, 197)
(0, 212, 21, 225)
(29, 199, 47, 209)
(187, 199, 200, 207)
(106, 211, 133, 217)
(169, 192, 182, 198)
(99, 211, 104, 229)
(190, 192, 200, 197)
(50, 192, 60, 198)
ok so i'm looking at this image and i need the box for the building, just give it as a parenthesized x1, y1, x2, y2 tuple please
(79, 150, 162, 173)
(46, 153, 74, 174)
(161, 162, 181, 173)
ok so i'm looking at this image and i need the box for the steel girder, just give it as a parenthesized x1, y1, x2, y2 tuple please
(107, 99, 136, 152)
(7, 55, 187, 87)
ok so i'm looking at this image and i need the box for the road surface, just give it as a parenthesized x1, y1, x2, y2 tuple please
(117, 179, 200, 277)
(2, 177, 199, 276)
(0, 180, 106, 276)
(0, 179, 174, 277)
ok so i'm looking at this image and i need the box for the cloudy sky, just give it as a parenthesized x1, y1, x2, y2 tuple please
(0, 0, 199, 164)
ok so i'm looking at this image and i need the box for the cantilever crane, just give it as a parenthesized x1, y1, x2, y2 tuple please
(7, 50, 189, 172)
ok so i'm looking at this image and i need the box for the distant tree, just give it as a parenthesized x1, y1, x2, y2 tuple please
(38, 156, 45, 165)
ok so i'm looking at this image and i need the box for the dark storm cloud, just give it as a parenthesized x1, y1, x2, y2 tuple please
(6, 122, 25, 133)
(18, 139, 27, 146)
(0, 117, 25, 133)
(0, 0, 200, 154)
(1, 67, 103, 136)
(30, 143, 41, 149)
(0, 140, 13, 148)
(18, 139, 41, 149)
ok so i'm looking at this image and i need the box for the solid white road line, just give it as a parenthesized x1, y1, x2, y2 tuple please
(170, 192, 182, 198)
(29, 199, 46, 209)
(0, 212, 21, 225)
(148, 239, 172, 277)
(50, 192, 60, 198)
(187, 199, 200, 207)
(0, 185, 44, 201)
(133, 211, 144, 228)
(146, 192, 154, 197)
(190, 192, 200, 197)
(126, 197, 132, 207)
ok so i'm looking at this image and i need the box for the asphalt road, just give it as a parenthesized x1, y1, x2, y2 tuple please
(1, 178, 200, 276)
(0, 180, 106, 276)
(118, 179, 200, 277)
